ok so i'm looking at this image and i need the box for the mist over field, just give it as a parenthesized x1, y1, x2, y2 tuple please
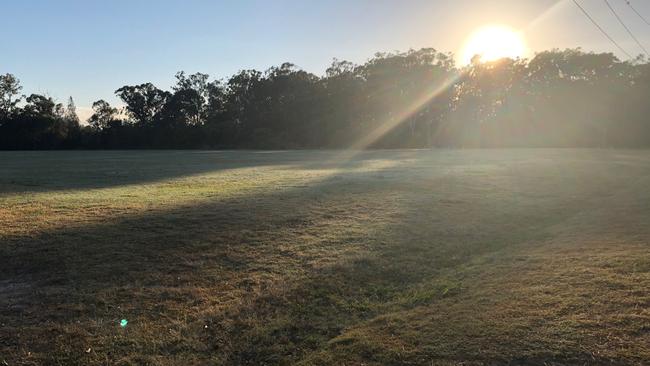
(2, 1, 650, 365)
(2, 150, 649, 365)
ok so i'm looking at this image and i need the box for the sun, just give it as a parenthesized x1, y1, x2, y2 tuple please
(461, 25, 527, 65)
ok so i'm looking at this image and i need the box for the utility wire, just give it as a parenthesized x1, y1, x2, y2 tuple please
(605, 0, 648, 57)
(624, 0, 650, 26)
(571, 0, 633, 59)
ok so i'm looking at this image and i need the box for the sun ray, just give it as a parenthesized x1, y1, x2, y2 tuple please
(329, 73, 462, 164)
(327, 2, 558, 166)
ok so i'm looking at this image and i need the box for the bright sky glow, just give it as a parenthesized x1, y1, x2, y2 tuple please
(462, 25, 528, 64)
(2, 0, 650, 118)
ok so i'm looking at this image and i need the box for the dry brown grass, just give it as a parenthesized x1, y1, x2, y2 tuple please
(1, 149, 649, 365)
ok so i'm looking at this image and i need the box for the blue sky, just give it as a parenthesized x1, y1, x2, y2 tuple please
(3, 0, 649, 119)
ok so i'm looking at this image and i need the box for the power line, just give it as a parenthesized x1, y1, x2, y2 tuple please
(604, 0, 648, 57)
(624, 0, 650, 26)
(571, 0, 633, 59)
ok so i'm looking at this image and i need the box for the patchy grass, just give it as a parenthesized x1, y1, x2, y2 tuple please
(1, 149, 649, 365)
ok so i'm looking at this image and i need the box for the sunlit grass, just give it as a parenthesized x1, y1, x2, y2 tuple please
(1, 149, 649, 365)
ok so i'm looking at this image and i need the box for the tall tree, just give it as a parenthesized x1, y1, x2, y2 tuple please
(22, 94, 62, 118)
(0, 73, 22, 120)
(172, 72, 210, 125)
(88, 100, 119, 130)
(115, 83, 170, 125)
(64, 96, 80, 125)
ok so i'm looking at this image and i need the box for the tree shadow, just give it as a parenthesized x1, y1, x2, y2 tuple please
(2, 149, 647, 365)
(2, 157, 430, 364)
(0, 150, 370, 195)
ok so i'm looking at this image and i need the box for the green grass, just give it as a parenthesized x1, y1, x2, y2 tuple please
(1, 149, 649, 365)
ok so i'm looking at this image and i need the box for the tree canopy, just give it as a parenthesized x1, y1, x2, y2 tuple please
(1, 48, 649, 149)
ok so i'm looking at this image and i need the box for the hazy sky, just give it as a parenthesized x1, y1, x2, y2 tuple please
(3, 0, 650, 119)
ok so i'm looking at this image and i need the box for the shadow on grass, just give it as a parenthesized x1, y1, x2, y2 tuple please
(0, 150, 414, 196)
(2, 149, 647, 365)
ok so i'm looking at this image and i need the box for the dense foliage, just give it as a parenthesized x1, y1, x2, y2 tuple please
(1, 48, 649, 149)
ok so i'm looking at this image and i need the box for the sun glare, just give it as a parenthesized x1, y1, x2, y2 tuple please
(461, 25, 527, 65)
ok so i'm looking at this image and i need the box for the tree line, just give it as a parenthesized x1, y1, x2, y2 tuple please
(1, 48, 649, 150)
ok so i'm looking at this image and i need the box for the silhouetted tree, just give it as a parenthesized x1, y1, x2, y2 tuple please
(115, 83, 170, 125)
(22, 94, 63, 118)
(64, 96, 80, 125)
(2, 48, 650, 150)
(172, 72, 210, 125)
(88, 100, 119, 130)
(0, 74, 22, 120)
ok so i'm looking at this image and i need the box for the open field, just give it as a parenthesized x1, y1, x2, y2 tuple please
(1, 149, 649, 365)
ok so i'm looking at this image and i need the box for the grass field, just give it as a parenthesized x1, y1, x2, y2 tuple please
(1, 149, 649, 365)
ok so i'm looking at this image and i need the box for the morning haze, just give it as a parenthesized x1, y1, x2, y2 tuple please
(1, 1, 650, 365)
